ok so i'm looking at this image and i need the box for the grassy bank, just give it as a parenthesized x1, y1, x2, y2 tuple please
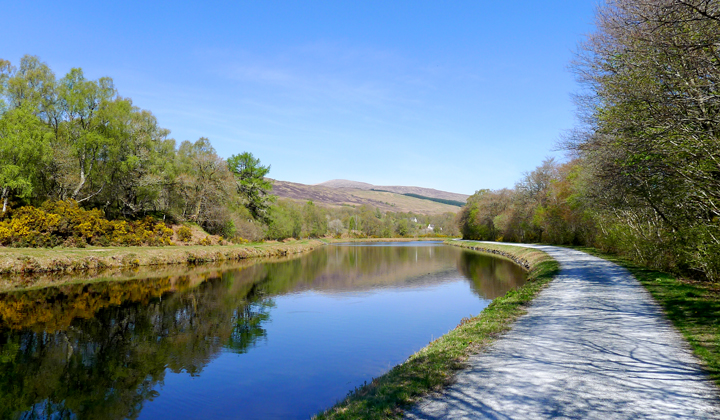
(571, 246, 720, 386)
(314, 241, 559, 420)
(0, 239, 325, 277)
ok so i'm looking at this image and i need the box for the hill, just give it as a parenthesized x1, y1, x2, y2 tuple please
(316, 179, 469, 203)
(315, 179, 375, 190)
(271, 180, 467, 215)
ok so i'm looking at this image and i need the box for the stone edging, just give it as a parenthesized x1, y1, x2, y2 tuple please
(462, 246, 532, 270)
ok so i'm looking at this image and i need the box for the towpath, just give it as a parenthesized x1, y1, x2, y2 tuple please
(405, 244, 720, 419)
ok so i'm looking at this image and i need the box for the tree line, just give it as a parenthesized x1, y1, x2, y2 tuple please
(0, 56, 458, 243)
(0, 55, 273, 238)
(459, 0, 720, 282)
(266, 200, 459, 240)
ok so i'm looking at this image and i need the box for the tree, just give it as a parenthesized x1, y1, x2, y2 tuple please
(265, 200, 302, 240)
(328, 219, 344, 236)
(396, 219, 410, 237)
(570, 0, 720, 279)
(173, 138, 234, 229)
(227, 152, 274, 222)
(101, 100, 173, 218)
(2, 57, 125, 204)
(357, 205, 382, 237)
(458, 189, 508, 240)
(0, 106, 50, 212)
(302, 201, 327, 237)
(3, 56, 56, 116)
(56, 68, 117, 201)
(0, 56, 285, 242)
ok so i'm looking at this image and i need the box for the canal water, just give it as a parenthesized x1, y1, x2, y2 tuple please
(0, 242, 525, 419)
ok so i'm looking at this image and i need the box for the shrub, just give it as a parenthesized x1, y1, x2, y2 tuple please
(0, 200, 175, 248)
(178, 226, 193, 242)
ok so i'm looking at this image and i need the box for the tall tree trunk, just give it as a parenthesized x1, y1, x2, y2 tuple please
(72, 164, 86, 200)
(72, 154, 94, 201)
(1, 187, 7, 214)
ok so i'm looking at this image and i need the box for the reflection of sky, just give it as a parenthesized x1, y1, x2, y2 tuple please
(139, 279, 485, 420)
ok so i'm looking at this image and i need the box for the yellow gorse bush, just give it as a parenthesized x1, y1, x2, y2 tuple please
(177, 226, 193, 242)
(0, 200, 174, 247)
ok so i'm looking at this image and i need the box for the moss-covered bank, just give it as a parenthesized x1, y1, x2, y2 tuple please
(314, 240, 559, 420)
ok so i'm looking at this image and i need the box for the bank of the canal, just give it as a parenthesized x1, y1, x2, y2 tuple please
(314, 241, 559, 420)
(0, 239, 326, 275)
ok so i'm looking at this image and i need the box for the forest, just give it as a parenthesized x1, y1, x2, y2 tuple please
(458, 0, 720, 282)
(0, 57, 457, 246)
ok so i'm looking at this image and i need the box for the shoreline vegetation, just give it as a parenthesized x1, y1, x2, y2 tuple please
(0, 237, 447, 291)
(314, 241, 559, 420)
(456, 2, 720, 284)
(0, 239, 325, 287)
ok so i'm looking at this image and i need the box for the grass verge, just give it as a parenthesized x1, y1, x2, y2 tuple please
(570, 246, 720, 386)
(313, 241, 559, 419)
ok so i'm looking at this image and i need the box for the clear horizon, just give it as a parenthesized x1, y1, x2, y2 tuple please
(3, 1, 598, 195)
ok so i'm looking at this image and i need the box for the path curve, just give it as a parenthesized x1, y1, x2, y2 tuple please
(405, 244, 720, 419)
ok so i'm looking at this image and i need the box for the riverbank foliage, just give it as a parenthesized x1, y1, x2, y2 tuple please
(0, 200, 173, 247)
(314, 243, 559, 419)
(459, 0, 720, 282)
(0, 56, 272, 241)
(0, 56, 458, 245)
(0, 239, 326, 283)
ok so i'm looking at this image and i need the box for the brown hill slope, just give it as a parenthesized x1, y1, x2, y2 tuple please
(271, 180, 464, 215)
(316, 179, 469, 202)
(316, 179, 375, 190)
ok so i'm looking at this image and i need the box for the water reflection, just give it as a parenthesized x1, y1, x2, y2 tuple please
(458, 251, 526, 299)
(0, 243, 525, 420)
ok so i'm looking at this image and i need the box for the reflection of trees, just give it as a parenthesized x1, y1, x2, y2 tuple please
(226, 281, 274, 355)
(456, 251, 527, 299)
(260, 245, 460, 293)
(0, 246, 462, 334)
(0, 278, 175, 332)
(0, 272, 274, 419)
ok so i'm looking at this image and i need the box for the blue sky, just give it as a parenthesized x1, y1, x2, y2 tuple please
(3, 1, 597, 195)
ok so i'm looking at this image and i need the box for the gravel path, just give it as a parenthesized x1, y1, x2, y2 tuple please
(405, 245, 720, 419)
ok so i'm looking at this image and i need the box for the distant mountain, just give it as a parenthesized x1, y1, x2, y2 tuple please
(314, 179, 375, 190)
(271, 179, 468, 215)
(315, 179, 469, 203)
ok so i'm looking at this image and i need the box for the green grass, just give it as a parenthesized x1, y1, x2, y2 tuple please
(314, 243, 559, 419)
(569, 246, 720, 386)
